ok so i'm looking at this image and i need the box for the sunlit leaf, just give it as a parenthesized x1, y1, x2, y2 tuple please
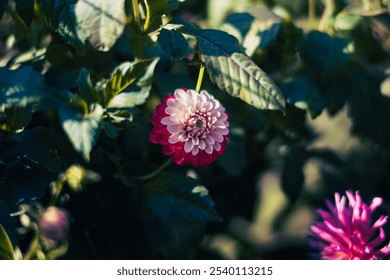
(37, 0, 87, 51)
(104, 58, 159, 108)
(59, 101, 103, 161)
(143, 0, 185, 33)
(75, 0, 126, 51)
(222, 10, 283, 56)
(144, 171, 221, 227)
(173, 18, 286, 113)
(0, 224, 14, 260)
(0, 66, 46, 108)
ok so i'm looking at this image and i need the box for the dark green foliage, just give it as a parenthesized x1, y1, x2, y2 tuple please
(1, 0, 390, 261)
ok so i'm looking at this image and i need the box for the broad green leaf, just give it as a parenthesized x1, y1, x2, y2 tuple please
(0, 66, 46, 108)
(173, 18, 286, 113)
(104, 58, 159, 108)
(37, 0, 87, 51)
(59, 101, 104, 161)
(77, 68, 102, 105)
(75, 0, 126, 51)
(298, 31, 351, 76)
(11, 127, 79, 173)
(0, 224, 14, 260)
(222, 10, 283, 56)
(158, 28, 190, 60)
(144, 171, 221, 226)
(0, 154, 54, 208)
(280, 74, 325, 118)
(5, 106, 33, 134)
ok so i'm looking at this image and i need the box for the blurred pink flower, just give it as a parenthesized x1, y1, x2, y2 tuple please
(310, 190, 390, 260)
(150, 88, 229, 166)
(39, 206, 69, 243)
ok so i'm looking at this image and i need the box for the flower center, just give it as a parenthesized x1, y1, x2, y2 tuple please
(195, 119, 203, 128)
(185, 112, 212, 139)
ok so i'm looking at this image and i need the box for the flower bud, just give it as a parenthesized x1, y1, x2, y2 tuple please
(39, 207, 69, 242)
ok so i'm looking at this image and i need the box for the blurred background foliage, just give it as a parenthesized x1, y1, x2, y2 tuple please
(1, 0, 390, 260)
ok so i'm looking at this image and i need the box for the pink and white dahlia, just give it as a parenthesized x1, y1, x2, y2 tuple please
(150, 88, 229, 166)
(309, 190, 390, 260)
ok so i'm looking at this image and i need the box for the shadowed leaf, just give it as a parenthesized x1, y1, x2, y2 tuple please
(144, 170, 221, 227)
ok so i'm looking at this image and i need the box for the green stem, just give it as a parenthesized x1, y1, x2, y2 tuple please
(195, 64, 205, 92)
(308, 0, 316, 25)
(131, 159, 171, 180)
(49, 180, 64, 207)
(131, 0, 144, 59)
(24, 234, 40, 260)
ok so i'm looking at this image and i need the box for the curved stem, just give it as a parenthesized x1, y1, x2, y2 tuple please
(131, 159, 171, 180)
(24, 234, 40, 260)
(195, 64, 205, 92)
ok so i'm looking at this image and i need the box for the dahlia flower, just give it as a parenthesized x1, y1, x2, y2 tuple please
(309, 190, 390, 260)
(150, 88, 229, 166)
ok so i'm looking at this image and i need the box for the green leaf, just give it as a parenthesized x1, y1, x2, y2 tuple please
(0, 224, 14, 260)
(59, 101, 103, 161)
(144, 170, 221, 227)
(280, 74, 325, 118)
(173, 18, 286, 113)
(75, 0, 126, 51)
(16, 0, 34, 26)
(222, 10, 283, 56)
(158, 28, 190, 60)
(11, 127, 79, 173)
(0, 66, 46, 108)
(143, 0, 185, 33)
(335, 12, 362, 31)
(77, 68, 102, 105)
(298, 31, 351, 76)
(5, 106, 33, 134)
(104, 58, 159, 108)
(348, 69, 390, 148)
(281, 148, 305, 202)
(37, 0, 87, 51)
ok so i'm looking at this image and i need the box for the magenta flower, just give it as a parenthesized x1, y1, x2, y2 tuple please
(310, 190, 390, 260)
(150, 88, 229, 166)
